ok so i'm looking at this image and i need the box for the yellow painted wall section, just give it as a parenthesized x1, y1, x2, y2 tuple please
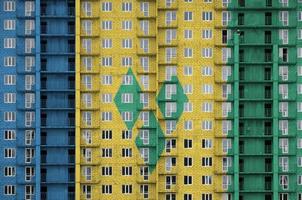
(76, 0, 232, 200)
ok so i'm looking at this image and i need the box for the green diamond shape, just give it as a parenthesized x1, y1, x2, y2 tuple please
(157, 76, 188, 120)
(114, 68, 142, 130)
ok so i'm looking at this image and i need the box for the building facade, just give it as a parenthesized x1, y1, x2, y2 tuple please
(1, 0, 302, 200)
(75, 0, 302, 200)
(0, 0, 75, 200)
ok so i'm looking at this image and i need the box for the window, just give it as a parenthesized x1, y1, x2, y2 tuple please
(122, 166, 132, 176)
(101, 166, 112, 176)
(101, 57, 112, 67)
(25, 167, 34, 181)
(102, 75, 113, 85)
(222, 139, 232, 153)
(202, 157, 212, 167)
(299, 11, 302, 21)
(140, 93, 149, 108)
(101, 112, 112, 121)
(102, 39, 112, 48)
(4, 56, 16, 67)
(122, 130, 132, 139)
(4, 20, 15, 30)
(140, 166, 149, 180)
(202, 29, 212, 39)
(82, 130, 92, 144)
(222, 48, 232, 62)
(298, 157, 302, 167)
(140, 57, 149, 72)
(166, 157, 176, 172)
(279, 29, 288, 44)
(184, 84, 193, 94)
(121, 112, 133, 122)
(279, 157, 289, 172)
(184, 66, 193, 76)
(101, 20, 112, 30)
(184, 139, 193, 148)
(4, 166, 15, 177)
(184, 11, 193, 21)
(140, 76, 149, 90)
(4, 1, 15, 11)
(140, 2, 149, 17)
(140, 20, 149, 35)
(184, 194, 192, 200)
(201, 176, 212, 185)
(122, 20, 132, 30)
(184, 102, 193, 112)
(122, 185, 132, 194)
(184, 176, 192, 185)
(4, 75, 16, 85)
(184, 29, 193, 39)
(25, 112, 35, 127)
(222, 11, 231, 26)
(139, 130, 149, 145)
(184, 120, 193, 130)
(102, 2, 112, 11)
(122, 148, 132, 157)
(279, 11, 289, 26)
(121, 93, 133, 104)
(202, 102, 213, 112)
(166, 120, 176, 134)
(184, 48, 193, 58)
(222, 157, 232, 172)
(101, 130, 112, 140)
(202, 84, 213, 94)
(4, 148, 16, 158)
(140, 148, 149, 163)
(82, 39, 91, 53)
(299, 29, 302, 40)
(4, 38, 15, 48)
(82, 2, 92, 16)
(25, 130, 34, 145)
(202, 120, 213, 130)
(102, 93, 112, 103)
(165, 47, 177, 62)
(25, 1, 34, 16)
(102, 185, 112, 194)
(122, 57, 132, 67)
(4, 112, 16, 122)
(202, 12, 213, 21)
(25, 20, 35, 35)
(279, 175, 288, 190)
(202, 194, 213, 200)
(4, 130, 16, 140)
(140, 111, 149, 126)
(25, 75, 35, 90)
(140, 39, 149, 53)
(202, 66, 213, 76)
(122, 2, 132, 12)
(25, 148, 34, 163)
(184, 157, 193, 167)
(122, 75, 133, 85)
(82, 20, 92, 35)
(101, 148, 112, 158)
(4, 185, 15, 195)
(25, 185, 34, 200)
(122, 39, 132, 48)
(202, 48, 213, 58)
(166, 11, 177, 25)
(25, 38, 35, 53)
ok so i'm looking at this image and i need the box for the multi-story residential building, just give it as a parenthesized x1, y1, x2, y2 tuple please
(75, 0, 302, 200)
(0, 0, 75, 200)
(2, 0, 302, 200)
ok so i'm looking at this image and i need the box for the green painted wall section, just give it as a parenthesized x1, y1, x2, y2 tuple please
(115, 69, 187, 173)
